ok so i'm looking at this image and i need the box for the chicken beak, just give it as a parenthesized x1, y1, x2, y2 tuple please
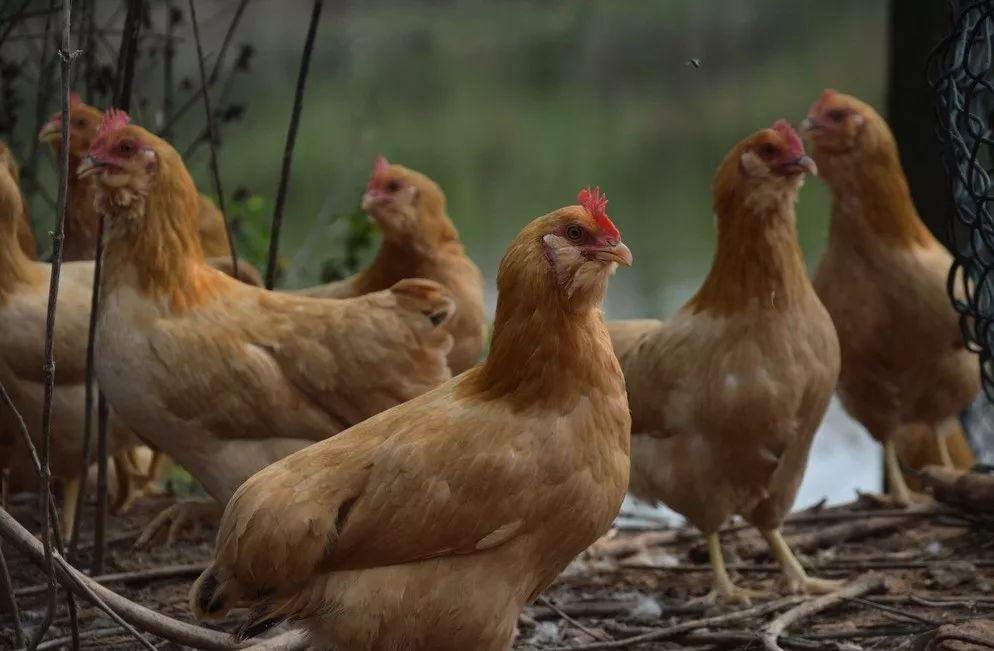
(76, 156, 104, 179)
(592, 241, 634, 267)
(795, 154, 818, 176)
(361, 191, 390, 212)
(38, 121, 61, 143)
(779, 154, 817, 177)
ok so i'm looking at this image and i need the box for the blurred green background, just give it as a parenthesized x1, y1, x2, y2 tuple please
(9, 0, 888, 317)
(4, 0, 892, 503)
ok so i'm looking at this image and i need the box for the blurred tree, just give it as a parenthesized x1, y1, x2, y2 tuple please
(886, 0, 951, 245)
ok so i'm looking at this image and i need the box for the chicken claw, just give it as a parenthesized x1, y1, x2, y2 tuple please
(135, 500, 221, 548)
(691, 533, 771, 606)
(761, 529, 843, 595)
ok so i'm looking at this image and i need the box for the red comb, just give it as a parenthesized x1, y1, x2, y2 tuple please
(578, 187, 620, 240)
(771, 119, 805, 157)
(69, 91, 81, 109)
(812, 88, 838, 114)
(367, 154, 390, 191)
(96, 108, 130, 141)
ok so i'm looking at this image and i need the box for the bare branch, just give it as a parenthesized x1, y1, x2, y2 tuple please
(188, 0, 238, 277)
(264, 0, 323, 289)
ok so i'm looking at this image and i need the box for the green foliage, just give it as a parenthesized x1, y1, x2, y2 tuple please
(319, 200, 377, 283)
(228, 191, 272, 271)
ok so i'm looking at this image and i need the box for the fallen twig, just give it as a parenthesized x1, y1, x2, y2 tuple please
(539, 596, 611, 642)
(547, 594, 805, 650)
(759, 573, 887, 651)
(15, 562, 208, 598)
(0, 506, 308, 650)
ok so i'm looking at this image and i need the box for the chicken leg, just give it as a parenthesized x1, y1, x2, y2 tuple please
(761, 529, 842, 594)
(694, 533, 769, 605)
(60, 477, 80, 542)
(885, 439, 915, 505)
(135, 500, 222, 547)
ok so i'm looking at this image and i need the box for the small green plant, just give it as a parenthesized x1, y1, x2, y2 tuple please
(319, 198, 377, 283)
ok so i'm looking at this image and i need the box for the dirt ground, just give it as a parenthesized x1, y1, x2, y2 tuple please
(2, 492, 993, 650)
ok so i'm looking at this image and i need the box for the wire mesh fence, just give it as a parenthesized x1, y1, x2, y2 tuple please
(931, 0, 994, 401)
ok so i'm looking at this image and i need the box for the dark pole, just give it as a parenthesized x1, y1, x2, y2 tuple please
(886, 0, 953, 245)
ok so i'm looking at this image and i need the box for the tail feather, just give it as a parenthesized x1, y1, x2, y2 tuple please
(190, 564, 240, 622)
(389, 278, 456, 329)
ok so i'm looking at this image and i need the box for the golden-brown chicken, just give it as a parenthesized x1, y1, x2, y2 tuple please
(805, 90, 979, 504)
(82, 110, 455, 541)
(298, 156, 485, 374)
(0, 142, 141, 538)
(611, 121, 840, 603)
(189, 188, 632, 650)
(0, 142, 36, 258)
(38, 94, 260, 285)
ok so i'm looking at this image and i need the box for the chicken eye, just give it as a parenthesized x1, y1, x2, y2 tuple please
(565, 224, 584, 242)
(118, 140, 135, 156)
(75, 118, 86, 127)
(827, 109, 847, 123)
(386, 180, 402, 193)
(759, 144, 778, 159)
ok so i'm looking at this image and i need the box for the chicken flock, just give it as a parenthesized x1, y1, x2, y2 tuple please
(0, 89, 979, 649)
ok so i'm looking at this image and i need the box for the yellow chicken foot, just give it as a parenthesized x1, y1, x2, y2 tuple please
(935, 420, 957, 469)
(761, 528, 843, 594)
(111, 451, 140, 514)
(135, 500, 222, 548)
(885, 439, 916, 506)
(692, 533, 770, 606)
(60, 477, 80, 543)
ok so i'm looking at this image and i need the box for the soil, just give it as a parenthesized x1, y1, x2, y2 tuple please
(2, 494, 993, 650)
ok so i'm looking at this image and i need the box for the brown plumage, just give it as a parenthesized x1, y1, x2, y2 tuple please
(0, 143, 36, 258)
(298, 157, 485, 374)
(805, 90, 978, 503)
(0, 142, 142, 537)
(190, 191, 632, 650)
(83, 112, 455, 540)
(611, 122, 841, 603)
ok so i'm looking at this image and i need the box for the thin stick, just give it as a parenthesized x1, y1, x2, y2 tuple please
(161, 2, 176, 138)
(31, 1, 78, 645)
(16, 562, 209, 598)
(188, 0, 238, 278)
(0, 507, 310, 651)
(0, 543, 24, 647)
(68, 216, 104, 560)
(36, 626, 129, 651)
(158, 0, 251, 136)
(0, 0, 30, 50)
(538, 596, 611, 642)
(547, 595, 806, 650)
(264, 0, 323, 289)
(760, 573, 887, 651)
(81, 0, 143, 574)
(113, 0, 143, 110)
(92, 392, 108, 575)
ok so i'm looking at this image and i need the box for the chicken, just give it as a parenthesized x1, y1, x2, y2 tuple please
(0, 141, 141, 538)
(298, 156, 485, 374)
(82, 109, 455, 542)
(38, 93, 261, 285)
(611, 121, 840, 603)
(805, 90, 979, 504)
(189, 187, 632, 650)
(0, 142, 36, 258)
